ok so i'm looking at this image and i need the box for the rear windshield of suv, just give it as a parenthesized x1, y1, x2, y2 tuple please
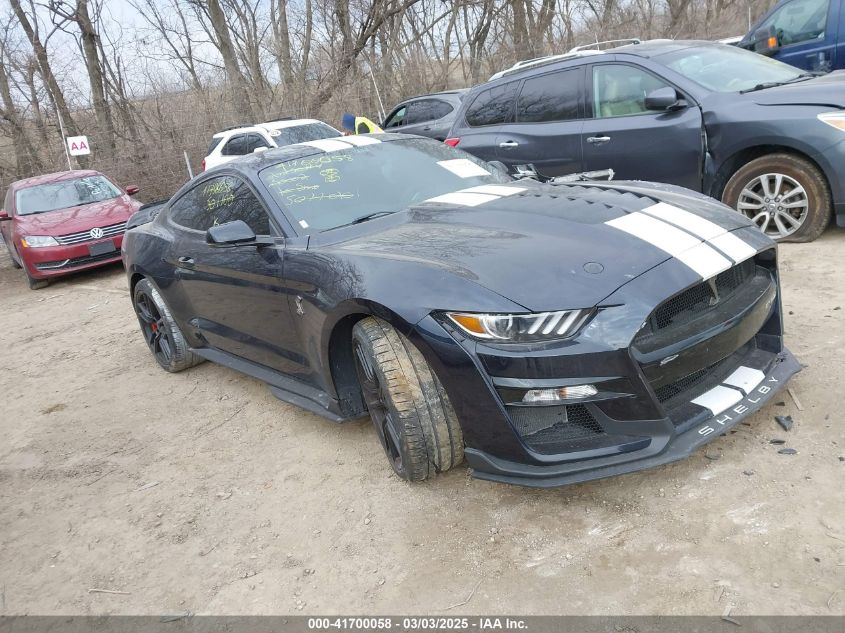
(271, 122, 341, 146)
(15, 176, 122, 215)
(659, 45, 803, 92)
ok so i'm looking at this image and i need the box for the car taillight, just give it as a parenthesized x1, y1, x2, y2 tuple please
(201, 158, 206, 171)
(444, 137, 460, 147)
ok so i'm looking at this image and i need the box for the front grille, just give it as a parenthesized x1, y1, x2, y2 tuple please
(55, 221, 126, 245)
(35, 250, 121, 271)
(639, 258, 756, 337)
(506, 403, 632, 454)
(653, 341, 758, 429)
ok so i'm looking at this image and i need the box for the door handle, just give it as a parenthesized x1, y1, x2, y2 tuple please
(587, 136, 611, 144)
(499, 140, 519, 148)
(177, 256, 195, 268)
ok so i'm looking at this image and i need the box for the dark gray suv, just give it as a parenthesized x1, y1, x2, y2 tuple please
(382, 90, 466, 141)
(447, 40, 845, 242)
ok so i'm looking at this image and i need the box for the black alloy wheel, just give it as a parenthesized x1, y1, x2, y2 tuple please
(135, 288, 174, 366)
(353, 338, 407, 478)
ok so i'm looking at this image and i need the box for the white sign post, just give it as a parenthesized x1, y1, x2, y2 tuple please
(67, 135, 91, 157)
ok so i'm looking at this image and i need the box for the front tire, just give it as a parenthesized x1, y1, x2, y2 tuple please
(721, 153, 831, 242)
(6, 243, 21, 269)
(352, 317, 464, 482)
(133, 278, 203, 372)
(26, 271, 48, 289)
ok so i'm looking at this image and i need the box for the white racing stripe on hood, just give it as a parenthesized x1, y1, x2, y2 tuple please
(425, 192, 500, 207)
(674, 241, 732, 279)
(460, 185, 526, 197)
(709, 231, 758, 263)
(421, 184, 526, 207)
(606, 204, 755, 279)
(300, 138, 353, 152)
(640, 202, 726, 240)
(606, 212, 701, 256)
(341, 136, 381, 146)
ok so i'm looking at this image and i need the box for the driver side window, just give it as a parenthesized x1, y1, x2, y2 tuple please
(170, 176, 272, 235)
(384, 105, 407, 128)
(593, 64, 672, 118)
(760, 0, 828, 46)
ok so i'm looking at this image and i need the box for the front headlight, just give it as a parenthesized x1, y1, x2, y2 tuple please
(445, 309, 593, 342)
(21, 235, 59, 248)
(818, 112, 845, 132)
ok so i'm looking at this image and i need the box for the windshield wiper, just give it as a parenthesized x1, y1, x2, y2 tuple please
(740, 72, 820, 94)
(329, 211, 396, 230)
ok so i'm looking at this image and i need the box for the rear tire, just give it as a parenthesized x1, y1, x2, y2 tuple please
(133, 278, 203, 372)
(352, 317, 464, 482)
(721, 153, 831, 242)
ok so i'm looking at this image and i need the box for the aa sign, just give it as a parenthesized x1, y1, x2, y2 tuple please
(67, 135, 91, 156)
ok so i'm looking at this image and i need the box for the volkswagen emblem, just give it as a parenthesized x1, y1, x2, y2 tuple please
(90, 227, 104, 239)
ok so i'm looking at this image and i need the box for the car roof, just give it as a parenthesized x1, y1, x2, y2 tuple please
(405, 89, 467, 100)
(484, 39, 717, 84)
(212, 118, 328, 139)
(10, 169, 102, 190)
(610, 39, 716, 58)
(205, 133, 418, 178)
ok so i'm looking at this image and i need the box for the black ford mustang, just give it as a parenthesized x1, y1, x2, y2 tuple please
(122, 134, 800, 487)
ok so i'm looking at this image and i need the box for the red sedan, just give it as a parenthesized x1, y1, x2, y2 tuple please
(1, 170, 142, 289)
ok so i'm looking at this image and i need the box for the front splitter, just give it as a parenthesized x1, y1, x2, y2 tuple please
(466, 348, 801, 488)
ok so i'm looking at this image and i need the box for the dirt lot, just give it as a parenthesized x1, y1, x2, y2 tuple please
(0, 230, 843, 617)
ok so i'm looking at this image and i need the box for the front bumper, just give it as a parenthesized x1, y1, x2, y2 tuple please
(812, 137, 845, 227)
(412, 228, 799, 488)
(20, 234, 125, 279)
(465, 348, 799, 487)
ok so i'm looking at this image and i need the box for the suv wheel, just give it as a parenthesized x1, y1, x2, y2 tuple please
(133, 279, 203, 372)
(352, 317, 464, 482)
(721, 153, 831, 242)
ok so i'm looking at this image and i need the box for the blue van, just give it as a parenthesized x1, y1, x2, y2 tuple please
(739, 0, 844, 71)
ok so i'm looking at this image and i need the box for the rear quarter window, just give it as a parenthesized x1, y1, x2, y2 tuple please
(206, 136, 224, 155)
(465, 82, 518, 127)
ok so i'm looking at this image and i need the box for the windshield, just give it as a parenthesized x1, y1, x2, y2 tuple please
(259, 137, 511, 232)
(270, 122, 342, 146)
(15, 176, 123, 215)
(658, 45, 804, 92)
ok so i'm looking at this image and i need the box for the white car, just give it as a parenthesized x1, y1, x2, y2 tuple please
(202, 119, 342, 170)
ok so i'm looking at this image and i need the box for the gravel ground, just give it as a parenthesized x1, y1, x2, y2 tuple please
(0, 229, 843, 616)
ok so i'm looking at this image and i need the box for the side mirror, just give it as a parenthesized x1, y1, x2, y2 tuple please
(206, 220, 257, 246)
(126, 185, 140, 196)
(253, 147, 268, 154)
(645, 87, 686, 112)
(0, 209, 10, 221)
(752, 26, 781, 55)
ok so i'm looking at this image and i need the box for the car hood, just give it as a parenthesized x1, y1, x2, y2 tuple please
(747, 71, 845, 108)
(320, 181, 755, 313)
(15, 196, 139, 235)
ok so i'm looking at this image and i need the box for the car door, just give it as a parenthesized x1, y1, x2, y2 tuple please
(454, 81, 520, 162)
(495, 66, 585, 177)
(580, 62, 704, 191)
(749, 0, 838, 71)
(168, 173, 301, 375)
